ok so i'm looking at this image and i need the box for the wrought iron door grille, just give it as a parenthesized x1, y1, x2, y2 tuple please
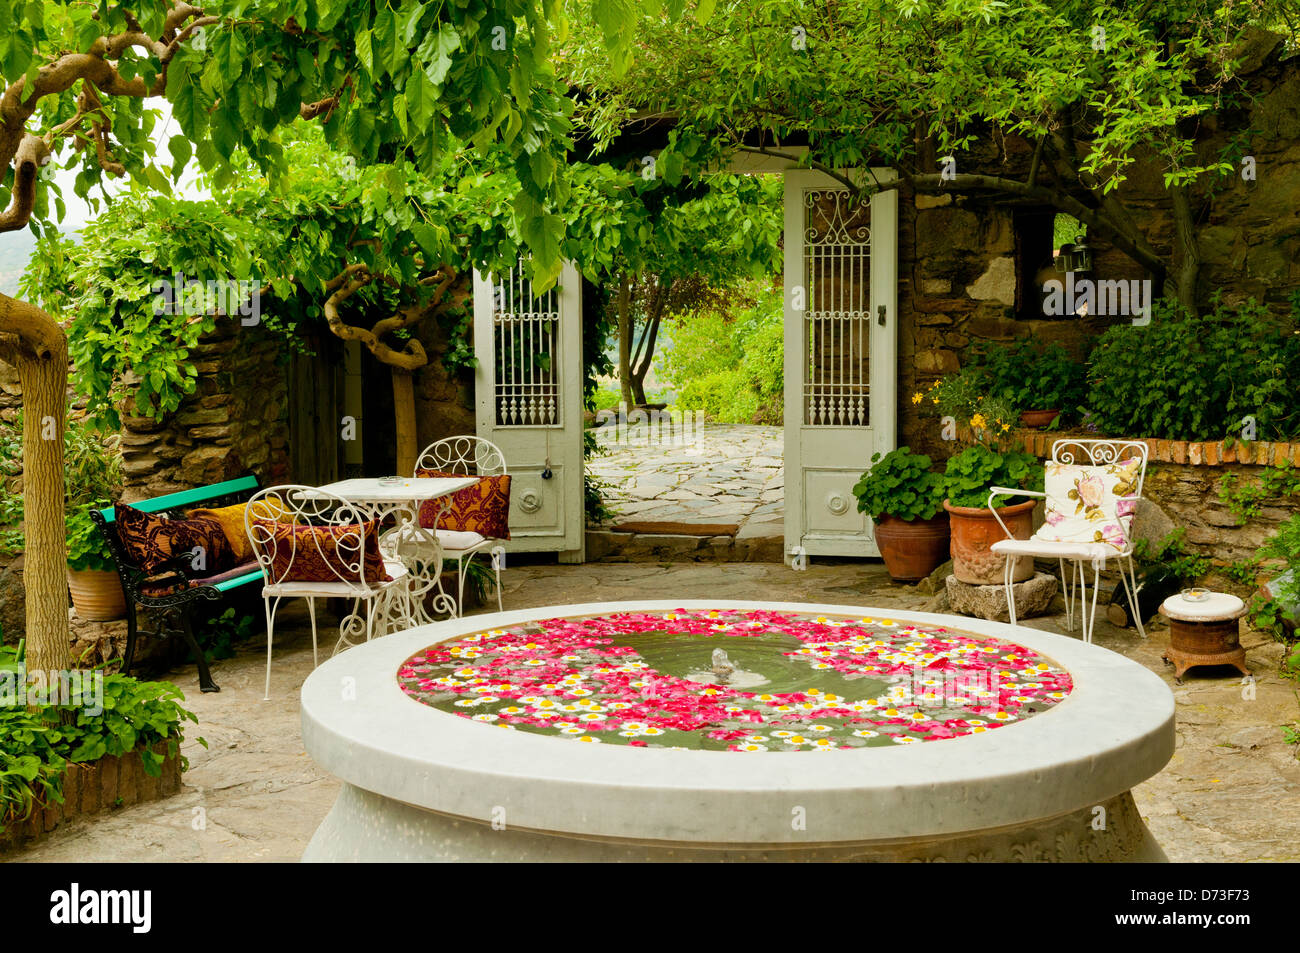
(493, 261, 560, 427)
(803, 189, 871, 427)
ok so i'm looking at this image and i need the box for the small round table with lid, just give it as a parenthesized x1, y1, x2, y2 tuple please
(1159, 590, 1250, 682)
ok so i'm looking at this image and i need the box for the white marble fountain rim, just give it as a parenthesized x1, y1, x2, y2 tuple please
(300, 600, 1175, 845)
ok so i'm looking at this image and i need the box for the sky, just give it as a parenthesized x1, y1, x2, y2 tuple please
(0, 104, 208, 297)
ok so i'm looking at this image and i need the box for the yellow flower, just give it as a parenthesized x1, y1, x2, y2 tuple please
(970, 413, 987, 430)
(912, 392, 924, 405)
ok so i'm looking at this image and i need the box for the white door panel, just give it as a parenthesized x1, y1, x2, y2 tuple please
(474, 260, 584, 560)
(784, 170, 898, 562)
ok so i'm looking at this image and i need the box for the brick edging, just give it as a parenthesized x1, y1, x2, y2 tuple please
(0, 740, 183, 853)
(1012, 431, 1300, 467)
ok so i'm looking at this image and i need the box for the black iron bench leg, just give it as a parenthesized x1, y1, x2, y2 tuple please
(180, 611, 220, 693)
(121, 604, 140, 678)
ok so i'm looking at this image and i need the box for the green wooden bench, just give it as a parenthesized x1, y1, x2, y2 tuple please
(91, 474, 266, 692)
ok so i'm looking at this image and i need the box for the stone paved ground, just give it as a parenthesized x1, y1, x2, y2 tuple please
(11, 560, 1299, 863)
(588, 423, 783, 539)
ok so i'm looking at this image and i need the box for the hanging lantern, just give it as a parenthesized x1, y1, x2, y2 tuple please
(1055, 242, 1093, 273)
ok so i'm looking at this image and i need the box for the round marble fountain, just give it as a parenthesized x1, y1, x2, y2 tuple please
(300, 600, 1175, 862)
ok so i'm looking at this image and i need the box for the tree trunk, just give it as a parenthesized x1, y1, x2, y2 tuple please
(616, 273, 634, 408)
(16, 344, 70, 677)
(1169, 184, 1201, 314)
(629, 280, 668, 407)
(392, 368, 417, 476)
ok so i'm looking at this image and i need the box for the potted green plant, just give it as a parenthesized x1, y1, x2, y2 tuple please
(852, 447, 949, 582)
(976, 339, 1085, 429)
(2, 412, 127, 621)
(66, 504, 126, 620)
(942, 445, 1044, 585)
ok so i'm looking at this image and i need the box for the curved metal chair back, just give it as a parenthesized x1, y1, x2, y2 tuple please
(1050, 438, 1150, 500)
(414, 436, 507, 477)
(245, 485, 374, 589)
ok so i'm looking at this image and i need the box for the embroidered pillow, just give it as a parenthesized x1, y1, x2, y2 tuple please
(186, 498, 293, 563)
(254, 519, 392, 585)
(416, 469, 512, 540)
(1036, 458, 1141, 551)
(114, 504, 234, 576)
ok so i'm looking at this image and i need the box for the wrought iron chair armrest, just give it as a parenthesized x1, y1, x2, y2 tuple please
(1107, 494, 1142, 556)
(986, 487, 1045, 540)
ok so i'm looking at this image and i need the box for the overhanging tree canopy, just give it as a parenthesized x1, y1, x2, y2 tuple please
(0, 0, 691, 675)
(562, 0, 1300, 306)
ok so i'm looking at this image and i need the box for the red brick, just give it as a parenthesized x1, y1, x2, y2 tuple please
(1277, 443, 1293, 467)
(1221, 442, 1237, 463)
(1204, 442, 1220, 465)
(1255, 442, 1271, 466)
(1154, 439, 1171, 462)
(1188, 442, 1204, 465)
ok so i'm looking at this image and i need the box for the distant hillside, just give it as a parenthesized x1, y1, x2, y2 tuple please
(0, 229, 37, 297)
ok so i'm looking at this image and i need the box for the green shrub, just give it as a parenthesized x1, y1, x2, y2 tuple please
(973, 338, 1086, 416)
(942, 445, 1044, 508)
(0, 644, 199, 833)
(661, 282, 783, 424)
(1087, 294, 1300, 441)
(853, 447, 945, 521)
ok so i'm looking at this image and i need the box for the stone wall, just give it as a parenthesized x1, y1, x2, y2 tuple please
(896, 34, 1300, 461)
(119, 318, 290, 501)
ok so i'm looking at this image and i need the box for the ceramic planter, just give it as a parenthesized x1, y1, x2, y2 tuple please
(1019, 409, 1060, 429)
(873, 512, 951, 583)
(66, 567, 127, 621)
(944, 498, 1037, 585)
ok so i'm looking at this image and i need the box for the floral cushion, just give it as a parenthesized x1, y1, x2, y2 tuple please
(416, 469, 511, 540)
(1036, 458, 1141, 551)
(253, 519, 392, 585)
(115, 504, 235, 576)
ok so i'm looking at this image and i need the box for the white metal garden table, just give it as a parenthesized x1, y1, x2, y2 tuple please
(295, 476, 477, 644)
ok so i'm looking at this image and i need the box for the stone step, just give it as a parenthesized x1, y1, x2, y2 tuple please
(585, 529, 784, 563)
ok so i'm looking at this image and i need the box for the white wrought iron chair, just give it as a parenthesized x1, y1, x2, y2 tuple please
(246, 485, 410, 699)
(381, 436, 508, 616)
(988, 439, 1149, 644)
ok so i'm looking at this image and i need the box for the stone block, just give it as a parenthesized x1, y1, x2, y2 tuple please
(175, 407, 230, 426)
(915, 348, 960, 374)
(965, 257, 1016, 305)
(945, 572, 1058, 623)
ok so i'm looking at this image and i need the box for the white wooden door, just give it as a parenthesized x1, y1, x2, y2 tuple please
(783, 170, 898, 561)
(474, 259, 585, 562)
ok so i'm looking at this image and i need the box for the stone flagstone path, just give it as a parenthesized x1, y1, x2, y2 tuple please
(588, 423, 783, 539)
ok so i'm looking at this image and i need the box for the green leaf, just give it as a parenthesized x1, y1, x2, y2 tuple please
(167, 135, 192, 183)
(355, 28, 374, 76)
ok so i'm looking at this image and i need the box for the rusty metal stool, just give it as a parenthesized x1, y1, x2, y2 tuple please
(1159, 590, 1250, 683)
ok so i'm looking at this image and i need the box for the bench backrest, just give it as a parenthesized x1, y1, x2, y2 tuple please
(96, 474, 263, 525)
(91, 474, 263, 588)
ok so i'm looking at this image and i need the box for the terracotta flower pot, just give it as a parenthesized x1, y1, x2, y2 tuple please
(873, 513, 951, 583)
(67, 567, 127, 621)
(943, 498, 1037, 585)
(1019, 409, 1060, 429)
